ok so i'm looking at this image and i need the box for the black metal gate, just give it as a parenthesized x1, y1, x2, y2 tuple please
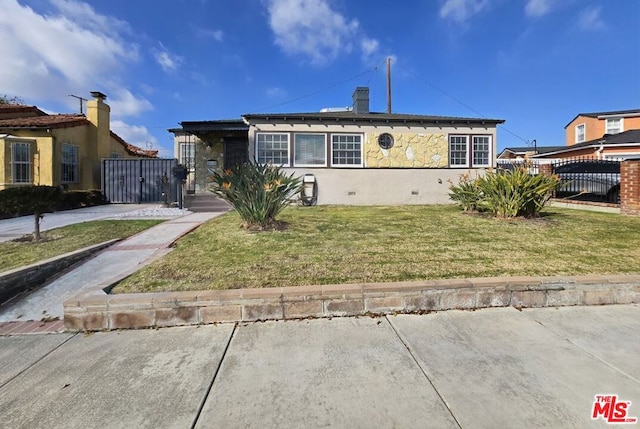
(101, 159, 179, 203)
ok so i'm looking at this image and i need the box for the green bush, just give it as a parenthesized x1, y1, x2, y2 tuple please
(0, 186, 63, 239)
(59, 189, 107, 210)
(448, 172, 482, 212)
(449, 167, 559, 218)
(210, 161, 302, 229)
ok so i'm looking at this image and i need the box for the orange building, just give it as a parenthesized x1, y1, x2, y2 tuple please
(565, 109, 640, 146)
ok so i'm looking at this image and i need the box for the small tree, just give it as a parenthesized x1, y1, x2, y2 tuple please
(0, 186, 62, 240)
(0, 94, 25, 105)
(210, 161, 302, 230)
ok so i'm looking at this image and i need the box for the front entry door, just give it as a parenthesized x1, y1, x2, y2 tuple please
(224, 138, 248, 169)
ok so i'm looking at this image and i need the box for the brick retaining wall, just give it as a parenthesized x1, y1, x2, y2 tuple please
(63, 275, 640, 331)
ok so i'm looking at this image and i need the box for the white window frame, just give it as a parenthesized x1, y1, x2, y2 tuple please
(449, 135, 469, 167)
(61, 143, 79, 183)
(331, 134, 364, 168)
(11, 141, 32, 184)
(471, 135, 492, 168)
(256, 133, 290, 167)
(575, 123, 586, 143)
(293, 133, 327, 167)
(605, 117, 623, 135)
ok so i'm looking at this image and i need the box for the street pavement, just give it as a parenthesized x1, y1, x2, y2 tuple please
(1, 304, 639, 428)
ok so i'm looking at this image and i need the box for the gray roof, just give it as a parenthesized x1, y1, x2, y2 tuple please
(243, 111, 504, 125)
(176, 119, 249, 133)
(501, 146, 566, 155)
(531, 129, 640, 157)
(564, 108, 640, 128)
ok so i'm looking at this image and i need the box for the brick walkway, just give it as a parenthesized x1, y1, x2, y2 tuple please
(0, 320, 65, 336)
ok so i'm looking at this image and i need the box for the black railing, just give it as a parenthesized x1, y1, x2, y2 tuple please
(496, 157, 621, 204)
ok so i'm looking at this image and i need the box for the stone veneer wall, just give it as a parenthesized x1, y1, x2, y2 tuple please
(194, 137, 224, 193)
(365, 132, 448, 168)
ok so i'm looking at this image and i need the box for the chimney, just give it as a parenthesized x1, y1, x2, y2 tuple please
(86, 91, 111, 161)
(352, 87, 369, 114)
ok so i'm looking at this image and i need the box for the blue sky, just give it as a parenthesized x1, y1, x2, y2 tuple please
(1, 0, 638, 157)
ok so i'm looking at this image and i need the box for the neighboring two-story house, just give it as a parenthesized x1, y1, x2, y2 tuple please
(565, 109, 640, 146)
(0, 92, 157, 191)
(171, 87, 504, 205)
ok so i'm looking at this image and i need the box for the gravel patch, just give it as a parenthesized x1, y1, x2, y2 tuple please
(108, 206, 192, 218)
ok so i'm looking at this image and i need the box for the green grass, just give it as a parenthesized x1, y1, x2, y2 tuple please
(112, 205, 640, 293)
(0, 220, 163, 272)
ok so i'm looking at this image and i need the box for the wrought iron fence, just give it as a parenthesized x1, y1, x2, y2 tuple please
(496, 157, 621, 204)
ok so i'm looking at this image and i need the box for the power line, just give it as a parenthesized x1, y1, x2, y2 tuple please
(396, 63, 531, 145)
(245, 61, 386, 114)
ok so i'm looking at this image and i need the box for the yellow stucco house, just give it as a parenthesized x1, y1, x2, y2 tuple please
(0, 92, 156, 191)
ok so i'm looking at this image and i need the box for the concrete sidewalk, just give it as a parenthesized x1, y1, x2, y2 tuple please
(0, 305, 638, 428)
(0, 211, 224, 323)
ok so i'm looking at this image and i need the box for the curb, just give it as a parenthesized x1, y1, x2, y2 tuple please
(63, 274, 640, 331)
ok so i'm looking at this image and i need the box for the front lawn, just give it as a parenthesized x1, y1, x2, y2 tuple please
(112, 205, 640, 293)
(0, 220, 163, 272)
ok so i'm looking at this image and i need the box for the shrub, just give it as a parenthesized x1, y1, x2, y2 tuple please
(448, 172, 482, 212)
(59, 190, 107, 210)
(210, 161, 302, 229)
(449, 167, 559, 218)
(0, 186, 62, 239)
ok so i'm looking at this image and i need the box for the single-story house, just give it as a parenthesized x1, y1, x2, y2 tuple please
(0, 92, 157, 191)
(531, 129, 640, 160)
(497, 146, 566, 160)
(171, 87, 505, 204)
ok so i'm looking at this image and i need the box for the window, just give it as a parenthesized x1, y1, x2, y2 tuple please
(62, 143, 79, 183)
(11, 142, 31, 183)
(449, 135, 492, 167)
(575, 123, 586, 143)
(179, 142, 195, 170)
(605, 118, 623, 135)
(332, 134, 362, 167)
(256, 133, 289, 166)
(294, 134, 326, 167)
(472, 136, 491, 167)
(449, 135, 469, 166)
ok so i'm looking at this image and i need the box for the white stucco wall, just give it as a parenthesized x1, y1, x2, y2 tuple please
(285, 167, 485, 205)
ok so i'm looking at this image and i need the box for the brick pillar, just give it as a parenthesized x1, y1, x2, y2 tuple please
(538, 163, 552, 176)
(621, 160, 640, 216)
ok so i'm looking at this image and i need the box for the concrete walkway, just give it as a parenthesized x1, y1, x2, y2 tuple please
(0, 305, 638, 428)
(0, 211, 223, 323)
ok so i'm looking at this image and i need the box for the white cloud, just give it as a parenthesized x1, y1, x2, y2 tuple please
(154, 43, 183, 72)
(265, 0, 360, 65)
(107, 89, 153, 118)
(524, 0, 553, 18)
(0, 0, 138, 100)
(361, 37, 379, 59)
(197, 28, 224, 42)
(578, 6, 605, 31)
(266, 86, 287, 98)
(439, 0, 489, 24)
(111, 119, 158, 148)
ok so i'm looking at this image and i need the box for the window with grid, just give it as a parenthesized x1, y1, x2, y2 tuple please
(575, 124, 585, 143)
(256, 133, 289, 166)
(294, 134, 326, 166)
(11, 142, 31, 183)
(605, 118, 622, 135)
(449, 136, 469, 166)
(331, 134, 362, 167)
(472, 136, 491, 167)
(62, 144, 79, 183)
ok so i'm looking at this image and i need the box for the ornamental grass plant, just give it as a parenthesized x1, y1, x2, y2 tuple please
(210, 161, 302, 230)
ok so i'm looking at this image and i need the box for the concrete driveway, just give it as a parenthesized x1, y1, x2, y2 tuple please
(1, 304, 638, 428)
(0, 204, 165, 242)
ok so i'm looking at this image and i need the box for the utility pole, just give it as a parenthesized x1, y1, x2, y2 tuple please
(68, 94, 88, 114)
(386, 57, 392, 114)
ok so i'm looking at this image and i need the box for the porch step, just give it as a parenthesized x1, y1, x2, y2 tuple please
(184, 193, 231, 213)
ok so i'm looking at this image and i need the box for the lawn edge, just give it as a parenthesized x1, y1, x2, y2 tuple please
(63, 274, 640, 331)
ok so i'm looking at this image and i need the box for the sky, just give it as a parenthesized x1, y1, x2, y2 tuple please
(1, 0, 639, 157)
